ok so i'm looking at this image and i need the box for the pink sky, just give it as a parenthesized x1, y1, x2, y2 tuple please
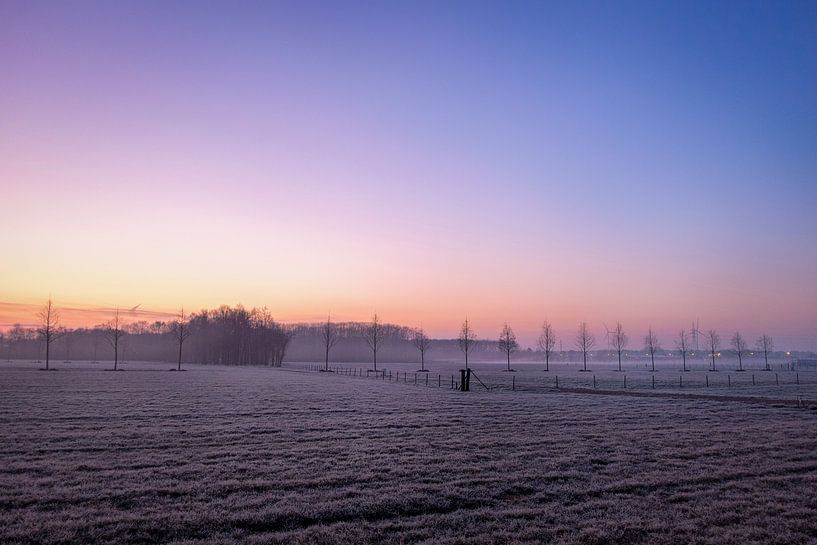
(1, 2, 815, 349)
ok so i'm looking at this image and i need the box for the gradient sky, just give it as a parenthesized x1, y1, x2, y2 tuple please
(1, 1, 816, 348)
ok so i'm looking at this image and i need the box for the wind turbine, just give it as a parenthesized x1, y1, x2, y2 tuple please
(691, 319, 702, 353)
(603, 323, 613, 356)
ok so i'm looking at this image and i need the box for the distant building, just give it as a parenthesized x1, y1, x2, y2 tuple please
(793, 359, 817, 370)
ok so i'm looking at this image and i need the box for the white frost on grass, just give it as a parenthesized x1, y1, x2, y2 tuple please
(0, 364, 815, 544)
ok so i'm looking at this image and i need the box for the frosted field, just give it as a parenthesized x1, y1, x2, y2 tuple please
(1, 362, 817, 544)
(301, 359, 817, 404)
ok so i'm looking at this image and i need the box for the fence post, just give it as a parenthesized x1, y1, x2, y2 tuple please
(425, 373, 428, 386)
(728, 374, 731, 387)
(593, 375, 596, 389)
(775, 373, 779, 386)
(512, 376, 515, 391)
(752, 374, 755, 386)
(706, 375, 709, 387)
(555, 375, 559, 389)
(796, 373, 800, 385)
(679, 375, 682, 388)
(451, 375, 454, 389)
(414, 373, 417, 385)
(624, 375, 627, 389)
(438, 374, 441, 387)
(652, 374, 655, 389)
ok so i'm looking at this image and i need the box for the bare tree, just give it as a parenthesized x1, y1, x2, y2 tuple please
(676, 330, 689, 372)
(537, 321, 556, 372)
(611, 322, 628, 372)
(321, 314, 339, 371)
(37, 298, 60, 370)
(364, 314, 383, 372)
(412, 327, 431, 371)
(644, 328, 660, 372)
(170, 308, 192, 371)
(707, 329, 720, 371)
(731, 331, 747, 371)
(756, 334, 774, 371)
(575, 322, 595, 372)
(458, 318, 477, 370)
(498, 323, 518, 372)
(104, 308, 126, 371)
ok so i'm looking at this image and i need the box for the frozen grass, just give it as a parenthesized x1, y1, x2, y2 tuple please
(1, 363, 816, 544)
(307, 360, 817, 403)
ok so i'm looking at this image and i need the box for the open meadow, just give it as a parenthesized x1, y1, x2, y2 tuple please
(1, 361, 816, 544)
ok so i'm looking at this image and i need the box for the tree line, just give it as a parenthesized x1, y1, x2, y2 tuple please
(0, 300, 796, 372)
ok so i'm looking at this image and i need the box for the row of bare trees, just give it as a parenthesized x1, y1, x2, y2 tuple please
(34, 299, 130, 371)
(14, 300, 290, 369)
(316, 315, 779, 373)
(6, 301, 781, 372)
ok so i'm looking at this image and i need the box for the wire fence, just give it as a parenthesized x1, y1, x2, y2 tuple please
(302, 363, 817, 407)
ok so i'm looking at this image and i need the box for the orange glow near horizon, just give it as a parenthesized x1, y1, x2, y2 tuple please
(2, 2, 816, 349)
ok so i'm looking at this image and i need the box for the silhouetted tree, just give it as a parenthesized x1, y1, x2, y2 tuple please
(498, 323, 518, 372)
(676, 329, 689, 372)
(185, 306, 289, 366)
(644, 328, 660, 372)
(36, 298, 60, 370)
(731, 331, 747, 371)
(756, 334, 773, 371)
(575, 322, 595, 372)
(321, 314, 339, 371)
(707, 329, 720, 371)
(611, 322, 628, 372)
(170, 308, 192, 371)
(412, 327, 431, 371)
(104, 308, 126, 371)
(458, 318, 476, 370)
(364, 314, 383, 372)
(537, 321, 556, 372)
